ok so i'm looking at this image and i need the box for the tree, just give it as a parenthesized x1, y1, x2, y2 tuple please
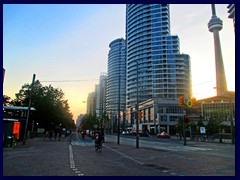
(3, 95, 13, 106)
(175, 117, 184, 139)
(81, 114, 97, 131)
(9, 80, 74, 130)
(206, 109, 228, 136)
(98, 111, 110, 129)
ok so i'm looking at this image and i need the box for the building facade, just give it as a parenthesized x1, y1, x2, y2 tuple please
(227, 4, 235, 32)
(125, 4, 191, 129)
(126, 4, 191, 110)
(106, 38, 126, 120)
(96, 73, 107, 117)
(86, 92, 96, 115)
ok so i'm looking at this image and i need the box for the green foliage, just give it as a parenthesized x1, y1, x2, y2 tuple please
(206, 109, 228, 135)
(81, 114, 97, 130)
(3, 95, 13, 106)
(98, 111, 110, 129)
(207, 117, 219, 135)
(4, 80, 75, 130)
(175, 117, 183, 133)
(80, 112, 110, 131)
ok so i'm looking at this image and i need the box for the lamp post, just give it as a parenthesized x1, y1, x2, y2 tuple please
(23, 74, 36, 145)
(117, 73, 121, 145)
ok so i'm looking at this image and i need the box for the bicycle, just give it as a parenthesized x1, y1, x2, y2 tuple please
(95, 141, 102, 152)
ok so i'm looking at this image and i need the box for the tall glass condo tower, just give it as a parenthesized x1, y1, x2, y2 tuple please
(126, 4, 191, 108)
(107, 38, 126, 115)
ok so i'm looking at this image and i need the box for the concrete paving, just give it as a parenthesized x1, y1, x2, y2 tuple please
(3, 133, 235, 176)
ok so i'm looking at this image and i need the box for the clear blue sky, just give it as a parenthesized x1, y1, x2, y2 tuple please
(3, 4, 235, 121)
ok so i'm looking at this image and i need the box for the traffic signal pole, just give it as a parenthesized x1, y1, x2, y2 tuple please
(183, 114, 188, 146)
(183, 119, 187, 146)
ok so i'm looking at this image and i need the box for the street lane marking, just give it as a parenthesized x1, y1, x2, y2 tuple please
(104, 144, 182, 176)
(69, 145, 84, 176)
(104, 145, 144, 165)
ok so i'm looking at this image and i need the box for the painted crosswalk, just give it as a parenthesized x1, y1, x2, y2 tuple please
(71, 140, 94, 146)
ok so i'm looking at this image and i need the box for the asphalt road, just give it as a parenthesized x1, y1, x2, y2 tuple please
(3, 132, 235, 176)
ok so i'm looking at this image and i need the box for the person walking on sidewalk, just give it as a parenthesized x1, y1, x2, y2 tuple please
(54, 128, 59, 141)
(49, 130, 53, 141)
(58, 129, 62, 141)
(43, 130, 48, 141)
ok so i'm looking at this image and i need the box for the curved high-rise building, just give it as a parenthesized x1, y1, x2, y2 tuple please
(227, 4, 235, 32)
(107, 38, 126, 115)
(126, 4, 191, 108)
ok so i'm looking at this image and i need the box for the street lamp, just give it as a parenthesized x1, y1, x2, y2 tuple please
(136, 60, 139, 148)
(23, 74, 36, 145)
(117, 64, 121, 145)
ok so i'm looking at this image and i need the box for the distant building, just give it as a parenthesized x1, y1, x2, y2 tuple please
(3, 68, 5, 84)
(96, 73, 107, 117)
(227, 4, 235, 32)
(87, 92, 96, 115)
(76, 114, 84, 127)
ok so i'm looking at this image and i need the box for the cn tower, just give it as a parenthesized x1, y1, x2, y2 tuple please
(208, 4, 228, 96)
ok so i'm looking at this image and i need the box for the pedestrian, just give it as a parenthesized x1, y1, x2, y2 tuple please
(49, 130, 53, 141)
(54, 128, 58, 141)
(58, 129, 62, 141)
(82, 130, 86, 140)
(43, 130, 48, 141)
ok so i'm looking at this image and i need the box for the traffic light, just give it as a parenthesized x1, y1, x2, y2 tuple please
(192, 97, 197, 107)
(179, 96, 184, 106)
(184, 115, 190, 123)
(138, 112, 143, 119)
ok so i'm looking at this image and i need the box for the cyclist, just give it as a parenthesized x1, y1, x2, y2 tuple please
(95, 131, 104, 148)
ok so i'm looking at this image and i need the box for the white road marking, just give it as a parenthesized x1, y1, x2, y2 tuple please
(69, 144, 84, 176)
(104, 145, 144, 165)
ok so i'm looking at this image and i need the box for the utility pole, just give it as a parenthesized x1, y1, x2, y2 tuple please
(183, 116, 187, 146)
(136, 60, 139, 148)
(229, 94, 235, 144)
(23, 74, 36, 145)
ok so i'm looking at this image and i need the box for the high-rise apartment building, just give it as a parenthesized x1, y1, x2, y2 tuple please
(227, 4, 235, 32)
(96, 73, 107, 117)
(87, 92, 96, 115)
(126, 4, 191, 108)
(106, 38, 126, 117)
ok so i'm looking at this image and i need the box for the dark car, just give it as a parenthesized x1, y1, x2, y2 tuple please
(157, 132, 170, 138)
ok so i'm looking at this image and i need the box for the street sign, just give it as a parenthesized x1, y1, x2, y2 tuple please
(200, 127, 206, 134)
(12, 122, 21, 139)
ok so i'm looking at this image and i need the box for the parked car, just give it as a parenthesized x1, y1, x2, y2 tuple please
(122, 131, 128, 135)
(157, 132, 170, 139)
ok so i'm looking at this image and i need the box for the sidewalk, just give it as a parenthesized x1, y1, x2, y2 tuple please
(3, 136, 76, 176)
